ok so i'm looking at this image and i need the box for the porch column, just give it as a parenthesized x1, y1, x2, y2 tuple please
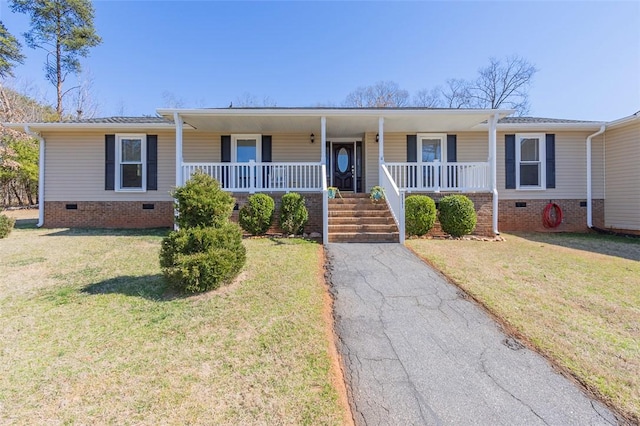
(320, 116, 326, 164)
(488, 113, 499, 235)
(321, 116, 328, 244)
(174, 112, 183, 188)
(378, 116, 385, 176)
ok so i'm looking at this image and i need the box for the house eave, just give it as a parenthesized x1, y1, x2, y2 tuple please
(1, 122, 186, 132)
(474, 122, 606, 132)
(606, 111, 640, 129)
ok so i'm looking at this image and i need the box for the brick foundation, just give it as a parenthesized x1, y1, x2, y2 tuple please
(44, 201, 174, 228)
(407, 192, 494, 237)
(230, 192, 323, 235)
(498, 199, 604, 232)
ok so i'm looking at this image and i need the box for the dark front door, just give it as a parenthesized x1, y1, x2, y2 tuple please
(333, 144, 354, 191)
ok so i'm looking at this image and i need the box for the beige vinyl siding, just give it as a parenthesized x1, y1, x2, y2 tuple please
(43, 130, 175, 202)
(364, 132, 377, 191)
(457, 132, 489, 162)
(182, 132, 320, 163)
(183, 131, 221, 162)
(604, 120, 640, 230)
(497, 131, 605, 200)
(271, 133, 320, 162)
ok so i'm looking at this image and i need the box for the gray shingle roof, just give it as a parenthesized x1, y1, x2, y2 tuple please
(62, 116, 173, 124)
(498, 117, 599, 124)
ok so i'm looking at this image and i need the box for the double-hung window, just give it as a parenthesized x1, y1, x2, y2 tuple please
(116, 134, 146, 191)
(516, 133, 545, 189)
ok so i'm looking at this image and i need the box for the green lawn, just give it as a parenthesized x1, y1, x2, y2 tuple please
(408, 233, 640, 423)
(0, 225, 346, 425)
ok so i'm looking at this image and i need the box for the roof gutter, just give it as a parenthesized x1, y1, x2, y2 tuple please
(23, 126, 45, 227)
(586, 125, 606, 228)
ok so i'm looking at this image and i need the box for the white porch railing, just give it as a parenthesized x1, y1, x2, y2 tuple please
(182, 161, 324, 192)
(385, 161, 490, 192)
(380, 164, 405, 244)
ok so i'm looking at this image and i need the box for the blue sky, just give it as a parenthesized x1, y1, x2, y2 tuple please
(1, 1, 639, 121)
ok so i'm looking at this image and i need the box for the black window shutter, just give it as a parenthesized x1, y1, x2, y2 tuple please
(546, 134, 556, 189)
(407, 135, 417, 162)
(146, 135, 158, 191)
(446, 134, 457, 162)
(221, 135, 231, 162)
(105, 134, 115, 190)
(221, 135, 231, 188)
(505, 134, 516, 189)
(262, 135, 272, 162)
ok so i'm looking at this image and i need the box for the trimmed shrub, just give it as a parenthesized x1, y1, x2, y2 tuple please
(0, 214, 16, 239)
(173, 172, 235, 229)
(279, 192, 308, 235)
(405, 195, 436, 236)
(239, 193, 275, 236)
(438, 194, 477, 237)
(160, 223, 246, 293)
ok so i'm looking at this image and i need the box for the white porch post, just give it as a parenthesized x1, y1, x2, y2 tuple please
(320, 116, 326, 164)
(174, 112, 183, 188)
(321, 116, 328, 244)
(488, 113, 499, 235)
(378, 117, 384, 181)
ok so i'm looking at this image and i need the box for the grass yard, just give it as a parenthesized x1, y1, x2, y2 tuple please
(408, 233, 640, 423)
(0, 223, 347, 425)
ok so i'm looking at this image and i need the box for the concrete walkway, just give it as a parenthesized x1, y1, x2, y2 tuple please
(326, 243, 619, 426)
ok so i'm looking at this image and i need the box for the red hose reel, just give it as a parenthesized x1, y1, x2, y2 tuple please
(543, 202, 563, 228)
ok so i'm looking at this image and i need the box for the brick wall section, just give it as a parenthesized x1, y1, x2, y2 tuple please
(498, 199, 604, 232)
(230, 192, 323, 235)
(407, 192, 494, 237)
(45, 201, 174, 228)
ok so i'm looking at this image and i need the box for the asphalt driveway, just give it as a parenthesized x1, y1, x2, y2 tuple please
(326, 243, 619, 425)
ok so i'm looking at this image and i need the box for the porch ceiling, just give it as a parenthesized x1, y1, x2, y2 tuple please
(158, 108, 513, 137)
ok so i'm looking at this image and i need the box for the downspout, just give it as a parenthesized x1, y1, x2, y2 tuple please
(586, 125, 606, 228)
(24, 126, 45, 227)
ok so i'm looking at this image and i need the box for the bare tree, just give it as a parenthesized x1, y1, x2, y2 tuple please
(413, 56, 537, 115)
(413, 87, 442, 108)
(233, 92, 277, 107)
(67, 69, 99, 119)
(161, 91, 185, 109)
(441, 78, 474, 108)
(344, 81, 409, 107)
(470, 56, 537, 115)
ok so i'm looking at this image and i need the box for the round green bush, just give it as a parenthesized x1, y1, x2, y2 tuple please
(173, 172, 235, 229)
(438, 195, 477, 237)
(0, 214, 16, 239)
(159, 223, 246, 293)
(239, 193, 275, 236)
(279, 192, 308, 235)
(405, 195, 436, 236)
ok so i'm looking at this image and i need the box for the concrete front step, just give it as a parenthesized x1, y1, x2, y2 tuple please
(329, 209, 392, 218)
(329, 224, 398, 233)
(328, 232, 399, 243)
(329, 203, 389, 210)
(329, 216, 395, 225)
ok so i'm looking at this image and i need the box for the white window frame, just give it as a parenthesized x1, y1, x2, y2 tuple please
(515, 133, 546, 190)
(416, 133, 446, 164)
(115, 133, 147, 192)
(231, 134, 262, 163)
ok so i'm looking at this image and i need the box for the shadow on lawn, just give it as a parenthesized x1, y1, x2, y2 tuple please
(82, 274, 186, 301)
(44, 228, 170, 238)
(514, 232, 640, 262)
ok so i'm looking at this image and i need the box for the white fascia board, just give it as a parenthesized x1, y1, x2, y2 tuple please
(157, 108, 515, 119)
(474, 122, 606, 131)
(606, 112, 640, 129)
(2, 122, 186, 131)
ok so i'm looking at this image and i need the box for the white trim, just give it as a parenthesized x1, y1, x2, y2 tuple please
(115, 133, 147, 192)
(515, 133, 545, 190)
(4, 122, 179, 131)
(231, 134, 262, 163)
(606, 112, 639, 129)
(474, 122, 605, 131)
(416, 133, 446, 164)
(157, 108, 515, 118)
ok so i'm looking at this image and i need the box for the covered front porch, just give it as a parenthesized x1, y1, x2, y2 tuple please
(159, 108, 511, 242)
